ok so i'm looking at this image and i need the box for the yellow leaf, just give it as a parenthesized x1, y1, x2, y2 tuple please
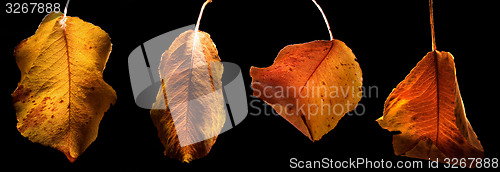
(150, 30, 225, 163)
(12, 12, 116, 162)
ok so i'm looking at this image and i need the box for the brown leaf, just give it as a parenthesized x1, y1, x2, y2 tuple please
(377, 51, 483, 164)
(250, 40, 362, 141)
(12, 12, 116, 162)
(150, 30, 225, 163)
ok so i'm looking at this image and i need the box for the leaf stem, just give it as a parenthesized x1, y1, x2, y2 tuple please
(63, 0, 70, 17)
(429, 0, 436, 51)
(312, 0, 333, 41)
(61, 0, 70, 29)
(194, 0, 212, 33)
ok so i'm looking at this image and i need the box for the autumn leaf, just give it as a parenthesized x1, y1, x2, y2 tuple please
(249, 0, 362, 141)
(12, 12, 116, 162)
(377, 50, 483, 164)
(148, 0, 223, 163)
(376, 1, 483, 166)
(250, 40, 362, 141)
(150, 29, 225, 163)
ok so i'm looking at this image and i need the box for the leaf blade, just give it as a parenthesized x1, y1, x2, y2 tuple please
(250, 39, 362, 141)
(377, 51, 483, 164)
(151, 30, 225, 163)
(13, 12, 116, 162)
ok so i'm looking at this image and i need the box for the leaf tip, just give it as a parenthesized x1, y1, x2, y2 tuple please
(62, 150, 78, 163)
(182, 154, 193, 163)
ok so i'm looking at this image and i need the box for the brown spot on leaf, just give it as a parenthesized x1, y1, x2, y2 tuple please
(12, 85, 31, 104)
(18, 97, 51, 133)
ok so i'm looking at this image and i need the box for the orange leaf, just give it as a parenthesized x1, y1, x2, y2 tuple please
(250, 40, 362, 141)
(377, 51, 483, 164)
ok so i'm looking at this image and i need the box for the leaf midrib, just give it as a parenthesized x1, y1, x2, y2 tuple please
(298, 41, 335, 140)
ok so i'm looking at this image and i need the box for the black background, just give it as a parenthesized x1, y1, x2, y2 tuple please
(1, 0, 498, 170)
